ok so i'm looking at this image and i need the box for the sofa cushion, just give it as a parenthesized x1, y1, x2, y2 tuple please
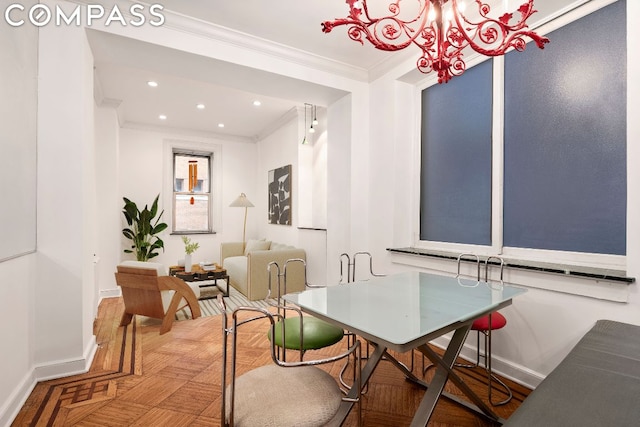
(225, 255, 248, 290)
(119, 260, 167, 276)
(244, 239, 271, 255)
(270, 242, 295, 251)
(220, 240, 306, 301)
(161, 281, 200, 311)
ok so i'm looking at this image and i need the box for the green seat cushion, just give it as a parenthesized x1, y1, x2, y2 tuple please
(268, 316, 344, 350)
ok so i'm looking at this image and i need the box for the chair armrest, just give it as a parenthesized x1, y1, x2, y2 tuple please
(156, 276, 202, 334)
(221, 242, 244, 263)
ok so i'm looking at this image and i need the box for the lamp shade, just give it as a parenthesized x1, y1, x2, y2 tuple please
(229, 193, 254, 208)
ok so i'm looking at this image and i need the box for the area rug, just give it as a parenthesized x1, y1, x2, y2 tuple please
(175, 285, 273, 320)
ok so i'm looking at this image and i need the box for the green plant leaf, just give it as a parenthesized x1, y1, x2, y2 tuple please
(152, 223, 168, 234)
(139, 210, 151, 235)
(150, 194, 159, 218)
(149, 240, 164, 251)
(122, 198, 139, 226)
(121, 194, 168, 261)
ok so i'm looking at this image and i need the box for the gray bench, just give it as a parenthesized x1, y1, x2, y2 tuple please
(505, 319, 640, 426)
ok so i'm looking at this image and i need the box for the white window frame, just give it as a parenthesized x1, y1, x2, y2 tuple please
(412, 0, 626, 272)
(163, 139, 222, 234)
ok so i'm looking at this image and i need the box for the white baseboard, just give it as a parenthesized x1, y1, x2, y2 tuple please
(1, 337, 98, 427)
(0, 371, 36, 427)
(430, 336, 544, 390)
(34, 335, 98, 381)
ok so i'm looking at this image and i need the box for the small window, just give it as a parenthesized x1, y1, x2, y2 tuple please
(173, 151, 212, 233)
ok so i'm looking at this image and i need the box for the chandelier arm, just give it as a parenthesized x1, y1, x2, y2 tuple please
(322, 0, 549, 82)
(322, 0, 430, 51)
(452, 0, 549, 56)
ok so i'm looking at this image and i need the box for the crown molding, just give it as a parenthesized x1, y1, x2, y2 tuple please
(97, 97, 124, 127)
(121, 121, 255, 144)
(160, 9, 370, 83)
(256, 107, 298, 142)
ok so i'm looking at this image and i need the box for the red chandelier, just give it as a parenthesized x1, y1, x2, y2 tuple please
(322, 0, 549, 83)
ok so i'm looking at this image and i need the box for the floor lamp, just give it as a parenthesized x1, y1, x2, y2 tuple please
(229, 193, 254, 251)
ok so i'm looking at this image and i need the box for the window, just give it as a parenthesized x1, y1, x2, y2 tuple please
(419, 0, 626, 264)
(173, 150, 213, 233)
(420, 59, 493, 246)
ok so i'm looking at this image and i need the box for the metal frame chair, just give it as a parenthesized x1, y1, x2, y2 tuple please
(266, 259, 345, 362)
(339, 251, 385, 284)
(470, 255, 513, 406)
(421, 253, 513, 405)
(338, 252, 417, 388)
(219, 294, 361, 427)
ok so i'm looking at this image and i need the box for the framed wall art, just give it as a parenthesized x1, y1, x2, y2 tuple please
(268, 164, 291, 225)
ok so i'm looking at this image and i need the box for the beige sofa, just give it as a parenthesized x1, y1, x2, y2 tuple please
(221, 240, 306, 301)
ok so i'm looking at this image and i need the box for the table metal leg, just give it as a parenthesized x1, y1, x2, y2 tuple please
(334, 325, 504, 426)
(219, 275, 230, 297)
(413, 325, 503, 426)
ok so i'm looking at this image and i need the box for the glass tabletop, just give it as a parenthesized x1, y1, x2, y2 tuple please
(283, 271, 527, 351)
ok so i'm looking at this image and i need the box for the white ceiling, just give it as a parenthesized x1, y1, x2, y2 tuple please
(88, 0, 580, 140)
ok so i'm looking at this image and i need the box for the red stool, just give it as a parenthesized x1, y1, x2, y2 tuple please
(423, 254, 513, 405)
(464, 311, 513, 406)
(460, 255, 513, 405)
(451, 254, 514, 406)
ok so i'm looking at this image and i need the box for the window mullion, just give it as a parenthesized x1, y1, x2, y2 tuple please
(492, 56, 505, 256)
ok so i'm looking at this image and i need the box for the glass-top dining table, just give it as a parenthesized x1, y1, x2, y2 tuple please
(283, 270, 527, 426)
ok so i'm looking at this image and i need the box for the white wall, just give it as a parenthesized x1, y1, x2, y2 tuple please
(311, 109, 328, 228)
(256, 113, 299, 244)
(94, 106, 122, 298)
(1, 2, 100, 422)
(0, 9, 38, 425)
(323, 84, 373, 283)
(35, 9, 97, 379)
(298, 106, 328, 230)
(0, 255, 35, 426)
(111, 127, 257, 284)
(325, 95, 350, 282)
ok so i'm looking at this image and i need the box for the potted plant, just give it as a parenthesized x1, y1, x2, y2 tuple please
(121, 194, 168, 261)
(182, 236, 199, 273)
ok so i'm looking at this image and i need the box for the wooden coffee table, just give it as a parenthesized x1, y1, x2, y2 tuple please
(169, 264, 229, 299)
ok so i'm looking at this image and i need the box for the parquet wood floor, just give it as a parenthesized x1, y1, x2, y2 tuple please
(13, 297, 530, 426)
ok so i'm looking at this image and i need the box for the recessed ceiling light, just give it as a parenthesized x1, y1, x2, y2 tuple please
(159, 114, 167, 120)
(218, 123, 225, 128)
(253, 100, 261, 107)
(147, 81, 158, 87)
(196, 103, 205, 110)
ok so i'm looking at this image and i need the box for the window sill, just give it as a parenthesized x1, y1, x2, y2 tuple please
(387, 247, 635, 302)
(170, 231, 217, 236)
(387, 247, 634, 283)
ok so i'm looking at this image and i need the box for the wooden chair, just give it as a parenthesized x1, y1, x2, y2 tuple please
(114, 261, 202, 335)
